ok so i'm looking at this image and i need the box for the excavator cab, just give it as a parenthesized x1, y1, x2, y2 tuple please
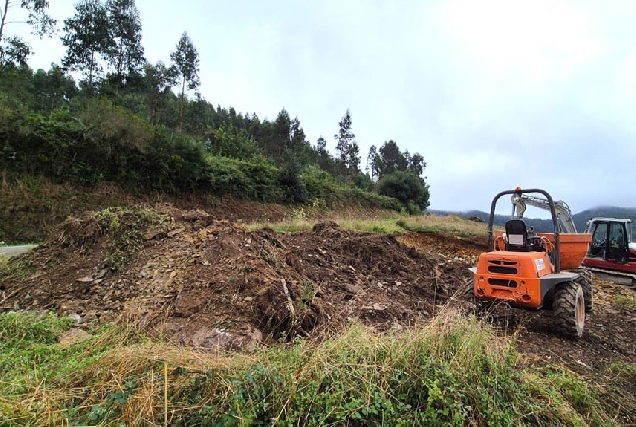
(583, 219, 636, 276)
(470, 188, 593, 338)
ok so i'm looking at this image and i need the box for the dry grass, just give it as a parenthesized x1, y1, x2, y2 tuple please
(249, 212, 493, 238)
(1, 308, 614, 426)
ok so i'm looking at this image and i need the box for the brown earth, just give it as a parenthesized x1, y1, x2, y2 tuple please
(1, 204, 635, 423)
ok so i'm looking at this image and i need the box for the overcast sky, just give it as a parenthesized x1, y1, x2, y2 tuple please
(13, 0, 636, 213)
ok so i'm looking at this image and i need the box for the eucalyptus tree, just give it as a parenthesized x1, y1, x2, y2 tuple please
(367, 144, 380, 180)
(0, 0, 56, 44)
(61, 0, 110, 88)
(104, 0, 144, 87)
(0, 0, 56, 65)
(31, 64, 77, 112)
(334, 109, 360, 178)
(0, 35, 29, 66)
(142, 60, 175, 124)
(170, 31, 200, 131)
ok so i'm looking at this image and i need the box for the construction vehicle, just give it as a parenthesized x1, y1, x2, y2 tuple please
(469, 187, 592, 338)
(511, 191, 636, 287)
(582, 218, 636, 287)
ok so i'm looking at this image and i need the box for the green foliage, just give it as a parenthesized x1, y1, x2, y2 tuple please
(0, 37, 428, 212)
(205, 156, 283, 201)
(170, 31, 200, 131)
(0, 312, 73, 350)
(279, 155, 308, 203)
(0, 254, 34, 281)
(205, 123, 260, 159)
(608, 361, 636, 382)
(370, 140, 427, 180)
(103, 0, 145, 81)
(0, 36, 32, 68)
(61, 0, 110, 87)
(31, 65, 77, 113)
(95, 206, 169, 270)
(0, 0, 57, 45)
(170, 31, 200, 96)
(378, 170, 430, 214)
(168, 315, 613, 426)
(334, 108, 360, 177)
(301, 165, 400, 210)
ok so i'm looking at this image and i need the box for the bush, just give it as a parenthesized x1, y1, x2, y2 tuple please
(378, 171, 430, 214)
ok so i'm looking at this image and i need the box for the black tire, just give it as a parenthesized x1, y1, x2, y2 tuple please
(465, 277, 475, 298)
(574, 268, 593, 312)
(553, 282, 585, 338)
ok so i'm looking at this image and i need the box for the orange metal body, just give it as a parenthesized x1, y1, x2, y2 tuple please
(474, 250, 554, 309)
(494, 231, 591, 270)
(536, 233, 591, 270)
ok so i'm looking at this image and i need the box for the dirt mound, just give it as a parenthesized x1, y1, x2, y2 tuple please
(0, 207, 477, 350)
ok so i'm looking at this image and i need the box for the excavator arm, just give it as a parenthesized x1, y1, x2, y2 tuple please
(511, 194, 578, 233)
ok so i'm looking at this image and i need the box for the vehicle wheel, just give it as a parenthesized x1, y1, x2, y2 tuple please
(553, 282, 585, 338)
(574, 269, 593, 312)
(464, 276, 475, 297)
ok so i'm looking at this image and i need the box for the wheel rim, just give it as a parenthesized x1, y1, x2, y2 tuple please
(576, 293, 585, 327)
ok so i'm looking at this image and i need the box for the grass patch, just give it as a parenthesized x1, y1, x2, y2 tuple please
(608, 361, 636, 381)
(615, 294, 636, 311)
(0, 309, 614, 427)
(0, 312, 147, 426)
(397, 214, 493, 238)
(253, 217, 410, 235)
(0, 254, 34, 281)
(250, 212, 493, 238)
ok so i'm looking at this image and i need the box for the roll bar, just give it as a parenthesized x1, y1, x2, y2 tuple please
(486, 188, 561, 273)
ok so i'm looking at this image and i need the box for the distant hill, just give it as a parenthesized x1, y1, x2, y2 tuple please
(573, 207, 636, 232)
(429, 207, 636, 233)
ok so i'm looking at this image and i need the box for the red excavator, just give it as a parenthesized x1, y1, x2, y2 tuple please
(582, 218, 636, 287)
(510, 192, 636, 288)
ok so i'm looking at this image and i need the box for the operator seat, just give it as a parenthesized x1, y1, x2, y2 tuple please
(505, 219, 531, 252)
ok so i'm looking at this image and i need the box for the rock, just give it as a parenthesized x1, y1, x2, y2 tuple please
(76, 276, 93, 283)
(67, 313, 82, 324)
(166, 227, 185, 237)
(341, 283, 365, 295)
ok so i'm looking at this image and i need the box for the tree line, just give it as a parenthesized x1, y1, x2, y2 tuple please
(0, 0, 430, 213)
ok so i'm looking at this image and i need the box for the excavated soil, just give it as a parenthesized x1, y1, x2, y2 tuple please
(1, 205, 635, 423)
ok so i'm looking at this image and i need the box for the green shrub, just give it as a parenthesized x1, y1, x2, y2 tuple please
(378, 170, 430, 213)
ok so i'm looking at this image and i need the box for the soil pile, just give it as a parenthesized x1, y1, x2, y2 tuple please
(0, 206, 479, 350)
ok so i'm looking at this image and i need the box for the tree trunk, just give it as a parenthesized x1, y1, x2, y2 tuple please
(178, 78, 186, 132)
(0, 0, 10, 45)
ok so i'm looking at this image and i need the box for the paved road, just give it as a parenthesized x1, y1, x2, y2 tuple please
(0, 245, 38, 256)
